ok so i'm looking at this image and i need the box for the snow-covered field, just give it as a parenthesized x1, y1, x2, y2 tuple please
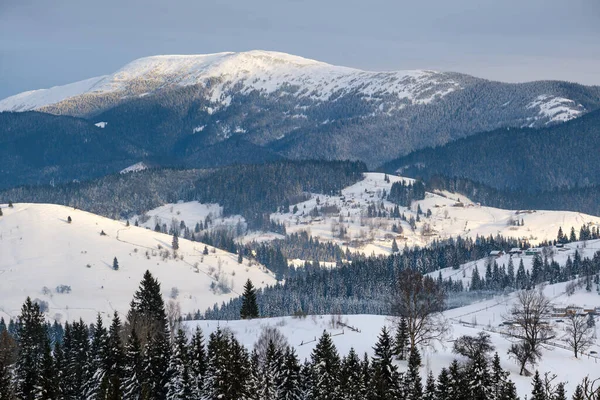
(129, 201, 246, 236)
(189, 282, 600, 398)
(270, 173, 600, 256)
(0, 203, 275, 323)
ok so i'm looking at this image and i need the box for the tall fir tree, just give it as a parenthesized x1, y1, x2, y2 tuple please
(167, 329, 192, 400)
(14, 297, 46, 400)
(423, 371, 436, 400)
(122, 328, 143, 400)
(240, 279, 259, 319)
(189, 327, 207, 399)
(406, 348, 423, 400)
(310, 331, 341, 400)
(339, 348, 364, 400)
(394, 317, 409, 360)
(530, 370, 545, 400)
(105, 312, 124, 400)
(85, 314, 109, 400)
(277, 346, 302, 400)
(371, 326, 400, 400)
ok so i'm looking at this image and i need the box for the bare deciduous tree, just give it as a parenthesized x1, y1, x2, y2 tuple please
(564, 311, 595, 358)
(391, 268, 450, 351)
(254, 326, 289, 366)
(504, 289, 555, 376)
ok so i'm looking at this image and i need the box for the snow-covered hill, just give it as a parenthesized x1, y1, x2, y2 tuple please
(189, 281, 600, 398)
(0, 203, 275, 323)
(269, 173, 600, 255)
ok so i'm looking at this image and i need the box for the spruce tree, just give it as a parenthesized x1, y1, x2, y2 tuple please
(189, 327, 207, 399)
(240, 279, 259, 319)
(61, 320, 90, 399)
(14, 297, 46, 400)
(530, 370, 545, 400)
(172, 233, 179, 251)
(554, 382, 567, 400)
(310, 331, 341, 400)
(406, 348, 422, 400)
(339, 348, 363, 400)
(85, 314, 109, 400)
(278, 347, 302, 400)
(423, 371, 436, 400)
(572, 384, 584, 400)
(204, 328, 231, 400)
(371, 326, 400, 400)
(113, 257, 119, 271)
(106, 312, 124, 400)
(448, 359, 466, 400)
(436, 367, 450, 400)
(391, 239, 399, 253)
(467, 351, 492, 400)
(122, 328, 143, 400)
(143, 329, 171, 400)
(394, 316, 409, 360)
(260, 340, 282, 400)
(38, 338, 59, 400)
(167, 329, 192, 400)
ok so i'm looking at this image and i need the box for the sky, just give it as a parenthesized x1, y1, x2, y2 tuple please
(1, 0, 599, 99)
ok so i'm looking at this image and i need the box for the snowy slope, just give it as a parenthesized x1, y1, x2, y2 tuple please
(0, 203, 275, 323)
(0, 76, 106, 112)
(0, 51, 458, 114)
(189, 283, 600, 398)
(270, 173, 600, 256)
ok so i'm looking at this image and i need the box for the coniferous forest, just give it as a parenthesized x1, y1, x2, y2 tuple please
(1, 270, 597, 400)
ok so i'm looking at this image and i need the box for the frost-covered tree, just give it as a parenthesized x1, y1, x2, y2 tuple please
(167, 329, 192, 400)
(14, 297, 46, 400)
(122, 328, 143, 400)
(371, 327, 401, 400)
(310, 331, 340, 400)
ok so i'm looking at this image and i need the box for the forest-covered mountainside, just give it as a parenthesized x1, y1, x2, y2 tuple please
(381, 108, 600, 192)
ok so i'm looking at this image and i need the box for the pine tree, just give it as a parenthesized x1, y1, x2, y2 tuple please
(61, 320, 89, 399)
(105, 312, 124, 400)
(394, 317, 409, 360)
(143, 329, 171, 400)
(491, 352, 510, 400)
(85, 314, 109, 400)
(67, 216, 72, 223)
(310, 331, 341, 400)
(467, 351, 492, 400)
(423, 371, 436, 400)
(572, 384, 584, 400)
(14, 297, 46, 400)
(38, 338, 59, 400)
(0, 208, 3, 217)
(436, 367, 450, 400)
(278, 346, 302, 400)
(448, 359, 466, 400)
(172, 233, 179, 251)
(122, 328, 143, 400)
(554, 382, 567, 400)
(167, 329, 192, 400)
(530, 370, 545, 400)
(339, 348, 363, 400)
(204, 328, 230, 400)
(189, 327, 207, 399)
(113, 257, 119, 271)
(203, 246, 209, 255)
(406, 347, 423, 400)
(371, 326, 400, 400)
(391, 239, 399, 253)
(240, 279, 259, 319)
(570, 227, 577, 242)
(260, 340, 282, 400)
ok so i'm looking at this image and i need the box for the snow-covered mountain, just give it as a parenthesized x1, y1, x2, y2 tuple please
(0, 203, 275, 323)
(0, 51, 462, 114)
(1, 51, 600, 185)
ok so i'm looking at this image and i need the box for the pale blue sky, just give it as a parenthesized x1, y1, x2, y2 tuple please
(1, 0, 599, 99)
